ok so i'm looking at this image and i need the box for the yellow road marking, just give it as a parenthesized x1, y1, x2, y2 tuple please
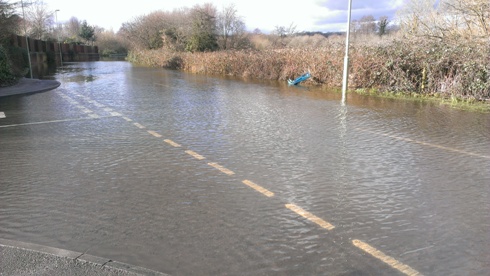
(242, 180, 274, 197)
(285, 204, 335, 230)
(352, 239, 422, 276)
(357, 128, 489, 159)
(110, 111, 122, 117)
(208, 162, 235, 175)
(185, 150, 206, 160)
(147, 130, 162, 138)
(88, 114, 99, 119)
(122, 117, 133, 122)
(133, 123, 145, 129)
(164, 139, 181, 147)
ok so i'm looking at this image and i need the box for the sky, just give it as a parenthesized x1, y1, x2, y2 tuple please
(39, 0, 405, 33)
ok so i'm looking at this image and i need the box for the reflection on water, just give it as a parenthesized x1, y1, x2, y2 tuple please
(31, 63, 56, 79)
(0, 61, 489, 275)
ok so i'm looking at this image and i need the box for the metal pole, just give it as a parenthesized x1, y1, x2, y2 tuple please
(341, 0, 352, 104)
(20, 0, 33, 78)
(55, 9, 63, 68)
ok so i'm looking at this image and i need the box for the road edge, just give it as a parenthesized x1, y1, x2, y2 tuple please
(0, 238, 168, 276)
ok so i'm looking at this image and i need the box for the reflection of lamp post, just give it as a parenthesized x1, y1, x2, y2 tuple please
(54, 9, 63, 68)
(341, 0, 352, 105)
(20, 0, 32, 78)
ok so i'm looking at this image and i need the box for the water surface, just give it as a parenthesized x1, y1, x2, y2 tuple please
(0, 61, 489, 275)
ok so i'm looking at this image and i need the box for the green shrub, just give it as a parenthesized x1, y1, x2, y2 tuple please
(6, 45, 28, 77)
(0, 44, 16, 86)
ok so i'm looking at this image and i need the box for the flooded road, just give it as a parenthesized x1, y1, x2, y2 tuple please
(1, 61, 489, 275)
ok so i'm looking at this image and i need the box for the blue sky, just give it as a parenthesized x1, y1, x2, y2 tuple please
(39, 0, 405, 32)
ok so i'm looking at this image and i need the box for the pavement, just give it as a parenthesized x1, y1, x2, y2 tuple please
(0, 78, 169, 275)
(0, 78, 61, 97)
(0, 238, 168, 275)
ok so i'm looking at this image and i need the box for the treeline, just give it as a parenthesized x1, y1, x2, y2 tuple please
(119, 3, 250, 52)
(2, 0, 489, 101)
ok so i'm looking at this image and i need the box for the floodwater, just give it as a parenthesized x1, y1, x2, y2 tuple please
(0, 61, 489, 275)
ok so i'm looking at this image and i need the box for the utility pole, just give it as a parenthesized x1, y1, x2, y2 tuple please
(20, 0, 32, 78)
(341, 0, 352, 105)
(55, 9, 63, 68)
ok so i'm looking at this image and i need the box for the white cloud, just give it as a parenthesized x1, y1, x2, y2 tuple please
(41, 0, 405, 33)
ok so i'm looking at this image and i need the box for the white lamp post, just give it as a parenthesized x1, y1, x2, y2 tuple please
(20, 0, 33, 78)
(54, 9, 63, 68)
(341, 0, 352, 105)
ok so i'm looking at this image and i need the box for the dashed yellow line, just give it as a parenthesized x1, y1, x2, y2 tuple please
(133, 122, 145, 129)
(54, 93, 427, 275)
(185, 150, 206, 160)
(242, 180, 274, 197)
(164, 139, 181, 147)
(285, 204, 335, 230)
(52, 92, 428, 276)
(208, 162, 235, 175)
(352, 240, 422, 276)
(147, 130, 162, 138)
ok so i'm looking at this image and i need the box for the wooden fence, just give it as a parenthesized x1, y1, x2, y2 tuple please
(8, 35, 99, 78)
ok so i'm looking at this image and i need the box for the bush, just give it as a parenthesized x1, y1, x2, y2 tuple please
(0, 44, 16, 86)
(8, 45, 28, 75)
(348, 38, 489, 100)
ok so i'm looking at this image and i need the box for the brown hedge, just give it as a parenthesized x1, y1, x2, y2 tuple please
(128, 37, 489, 100)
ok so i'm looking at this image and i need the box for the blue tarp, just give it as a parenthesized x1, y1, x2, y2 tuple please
(288, 72, 310, 85)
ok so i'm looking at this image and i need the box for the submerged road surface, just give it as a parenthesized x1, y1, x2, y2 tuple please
(1, 61, 489, 275)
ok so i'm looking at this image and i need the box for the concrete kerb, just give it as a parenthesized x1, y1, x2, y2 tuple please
(0, 238, 168, 276)
(0, 78, 61, 97)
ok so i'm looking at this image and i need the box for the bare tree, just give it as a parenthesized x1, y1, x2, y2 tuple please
(120, 11, 167, 50)
(443, 0, 489, 38)
(357, 15, 376, 35)
(397, 0, 442, 38)
(64, 17, 81, 42)
(24, 1, 54, 40)
(96, 30, 128, 56)
(216, 4, 248, 50)
(398, 0, 489, 40)
(273, 22, 297, 37)
(271, 22, 297, 47)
